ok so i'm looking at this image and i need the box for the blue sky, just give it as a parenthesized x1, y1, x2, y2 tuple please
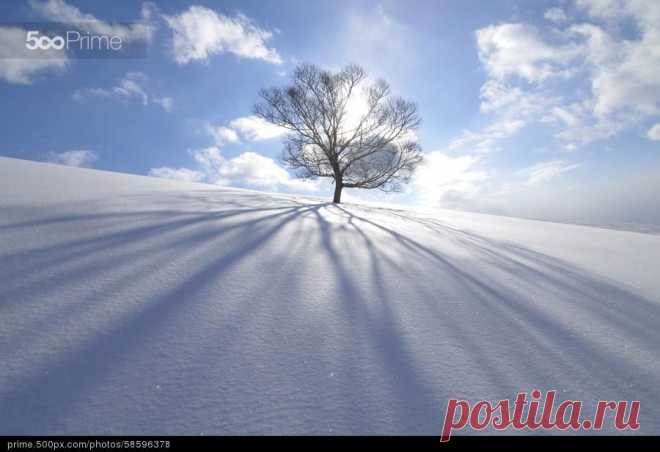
(1, 0, 659, 228)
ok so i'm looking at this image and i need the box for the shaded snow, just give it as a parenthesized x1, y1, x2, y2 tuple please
(1, 157, 659, 435)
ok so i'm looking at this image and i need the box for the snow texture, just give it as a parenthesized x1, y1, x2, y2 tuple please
(1, 156, 659, 435)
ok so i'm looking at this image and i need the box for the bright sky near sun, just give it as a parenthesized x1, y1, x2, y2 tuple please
(1, 0, 659, 228)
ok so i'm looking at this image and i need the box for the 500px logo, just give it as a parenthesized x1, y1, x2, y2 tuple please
(0, 22, 148, 59)
(25, 30, 123, 51)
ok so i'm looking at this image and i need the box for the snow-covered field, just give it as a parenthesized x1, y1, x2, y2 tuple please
(1, 156, 659, 435)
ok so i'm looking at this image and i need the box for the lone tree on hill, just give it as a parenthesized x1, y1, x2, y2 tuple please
(254, 63, 423, 203)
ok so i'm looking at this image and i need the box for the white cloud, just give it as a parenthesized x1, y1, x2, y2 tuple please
(476, 23, 579, 82)
(204, 115, 286, 146)
(164, 6, 282, 65)
(149, 147, 318, 192)
(540, 100, 615, 148)
(480, 80, 537, 115)
(556, 2, 660, 146)
(570, 2, 660, 118)
(214, 151, 313, 190)
(544, 7, 569, 24)
(29, 0, 155, 42)
(0, 26, 68, 84)
(473, 23, 584, 149)
(113, 71, 149, 105)
(480, 79, 559, 120)
(573, 0, 660, 25)
(444, 79, 558, 156)
(568, 23, 619, 67)
(153, 96, 174, 112)
(46, 150, 97, 167)
(472, 1, 660, 151)
(148, 167, 204, 182)
(74, 72, 148, 105)
(189, 146, 224, 174)
(550, 104, 585, 128)
(205, 125, 240, 146)
(449, 118, 525, 154)
(519, 160, 580, 186)
(74, 72, 172, 111)
(228, 115, 287, 141)
(408, 152, 489, 207)
(589, 38, 660, 119)
(550, 105, 629, 149)
(647, 123, 660, 141)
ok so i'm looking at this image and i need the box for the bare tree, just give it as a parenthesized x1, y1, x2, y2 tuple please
(255, 63, 423, 203)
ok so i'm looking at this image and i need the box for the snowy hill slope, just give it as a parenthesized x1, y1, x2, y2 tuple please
(1, 156, 660, 435)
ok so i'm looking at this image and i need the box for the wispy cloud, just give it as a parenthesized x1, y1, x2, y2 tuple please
(152, 96, 174, 112)
(148, 166, 204, 182)
(46, 150, 98, 167)
(73, 72, 173, 111)
(449, 119, 526, 154)
(544, 7, 569, 24)
(445, 79, 558, 155)
(29, 0, 155, 43)
(519, 160, 581, 186)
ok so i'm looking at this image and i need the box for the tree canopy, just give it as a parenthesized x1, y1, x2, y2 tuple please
(255, 63, 423, 203)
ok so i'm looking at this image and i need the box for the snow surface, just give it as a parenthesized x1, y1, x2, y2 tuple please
(1, 156, 660, 435)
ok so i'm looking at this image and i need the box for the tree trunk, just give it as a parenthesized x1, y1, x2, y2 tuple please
(333, 180, 343, 203)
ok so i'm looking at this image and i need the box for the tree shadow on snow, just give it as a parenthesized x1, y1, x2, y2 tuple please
(0, 192, 659, 434)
